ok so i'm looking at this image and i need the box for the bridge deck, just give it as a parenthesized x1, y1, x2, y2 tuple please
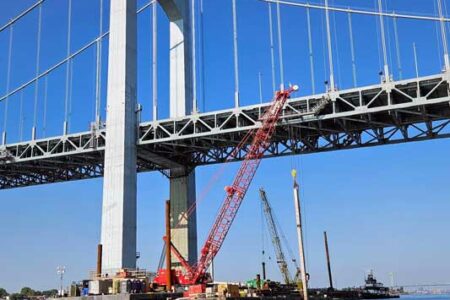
(1, 73, 450, 189)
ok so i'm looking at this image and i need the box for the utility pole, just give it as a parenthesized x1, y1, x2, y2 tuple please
(57, 266, 65, 297)
(324, 231, 334, 290)
(165, 200, 172, 291)
(292, 169, 308, 300)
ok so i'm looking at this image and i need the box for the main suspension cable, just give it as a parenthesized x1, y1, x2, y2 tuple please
(258, 0, 450, 22)
(0, 0, 46, 33)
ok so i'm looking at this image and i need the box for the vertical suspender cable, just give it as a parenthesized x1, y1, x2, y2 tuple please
(268, 3, 276, 94)
(95, 0, 103, 126)
(306, 5, 315, 94)
(413, 43, 419, 78)
(258, 72, 263, 104)
(347, 11, 357, 87)
(385, 3, 393, 74)
(377, 0, 390, 82)
(232, 0, 240, 107)
(320, 12, 328, 88)
(200, 0, 206, 112)
(324, 0, 335, 92)
(437, 0, 450, 71)
(191, 0, 198, 113)
(43, 76, 48, 137)
(276, 0, 285, 90)
(332, 5, 342, 89)
(19, 91, 24, 141)
(68, 55, 74, 130)
(33, 3, 43, 140)
(64, 0, 72, 134)
(152, 0, 158, 120)
(433, 1, 443, 71)
(393, 16, 402, 79)
(2, 25, 14, 145)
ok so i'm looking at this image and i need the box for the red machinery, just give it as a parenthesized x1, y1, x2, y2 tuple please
(154, 85, 299, 286)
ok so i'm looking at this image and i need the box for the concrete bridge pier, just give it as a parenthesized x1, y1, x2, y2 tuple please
(159, 0, 198, 266)
(100, 0, 197, 275)
(100, 0, 138, 275)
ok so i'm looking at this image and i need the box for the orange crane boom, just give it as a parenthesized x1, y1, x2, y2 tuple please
(154, 85, 299, 286)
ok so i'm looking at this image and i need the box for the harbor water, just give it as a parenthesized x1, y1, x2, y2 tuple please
(400, 295, 450, 300)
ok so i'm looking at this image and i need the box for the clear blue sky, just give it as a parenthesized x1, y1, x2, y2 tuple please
(1, 0, 450, 293)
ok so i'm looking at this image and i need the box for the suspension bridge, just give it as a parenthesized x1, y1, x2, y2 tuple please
(1, 0, 450, 275)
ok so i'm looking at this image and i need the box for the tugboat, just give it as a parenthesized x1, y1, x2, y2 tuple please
(358, 271, 399, 299)
(309, 270, 400, 299)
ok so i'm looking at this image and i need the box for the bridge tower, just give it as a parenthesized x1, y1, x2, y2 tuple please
(101, 0, 138, 274)
(100, 0, 197, 274)
(159, 0, 198, 267)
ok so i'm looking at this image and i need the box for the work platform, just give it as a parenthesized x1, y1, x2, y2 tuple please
(60, 294, 182, 300)
(1, 73, 450, 189)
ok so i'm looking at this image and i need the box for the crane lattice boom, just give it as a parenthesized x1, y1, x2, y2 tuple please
(259, 188, 292, 284)
(155, 85, 299, 285)
(190, 86, 298, 283)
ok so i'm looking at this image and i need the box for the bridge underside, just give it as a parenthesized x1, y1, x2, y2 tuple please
(1, 73, 450, 189)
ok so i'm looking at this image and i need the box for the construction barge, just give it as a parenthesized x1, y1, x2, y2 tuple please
(63, 87, 397, 300)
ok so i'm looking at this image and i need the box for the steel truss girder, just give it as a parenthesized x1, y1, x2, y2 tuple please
(1, 73, 450, 189)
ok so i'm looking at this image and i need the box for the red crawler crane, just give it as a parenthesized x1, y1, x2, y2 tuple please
(154, 85, 299, 286)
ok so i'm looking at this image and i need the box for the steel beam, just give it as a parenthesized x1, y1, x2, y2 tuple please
(2, 74, 450, 189)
